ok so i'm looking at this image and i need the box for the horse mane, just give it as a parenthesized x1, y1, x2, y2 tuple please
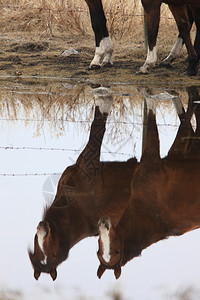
(42, 204, 50, 220)
(42, 185, 77, 222)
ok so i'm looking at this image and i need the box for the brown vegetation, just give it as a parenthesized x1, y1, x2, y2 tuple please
(0, 1, 198, 94)
(0, 0, 190, 42)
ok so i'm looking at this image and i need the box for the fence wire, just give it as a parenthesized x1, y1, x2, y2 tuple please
(0, 146, 133, 157)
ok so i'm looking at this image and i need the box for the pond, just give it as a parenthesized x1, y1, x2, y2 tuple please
(1, 77, 200, 300)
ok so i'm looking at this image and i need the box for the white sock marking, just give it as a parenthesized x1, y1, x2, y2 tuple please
(90, 37, 113, 67)
(92, 87, 113, 114)
(144, 96, 156, 114)
(172, 96, 184, 115)
(99, 223, 111, 263)
(146, 46, 157, 65)
(140, 46, 157, 73)
(162, 37, 183, 63)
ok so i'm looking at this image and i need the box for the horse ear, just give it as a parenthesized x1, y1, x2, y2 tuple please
(97, 264, 106, 279)
(34, 269, 41, 280)
(50, 268, 57, 281)
(114, 265, 121, 279)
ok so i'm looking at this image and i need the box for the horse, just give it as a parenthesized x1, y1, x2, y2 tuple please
(96, 86, 200, 279)
(140, 2, 200, 75)
(160, 6, 200, 68)
(28, 87, 138, 280)
(85, 0, 200, 75)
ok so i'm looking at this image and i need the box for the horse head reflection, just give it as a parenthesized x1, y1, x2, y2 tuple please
(28, 87, 138, 280)
(97, 86, 200, 279)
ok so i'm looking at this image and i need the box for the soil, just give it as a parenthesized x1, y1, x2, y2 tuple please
(0, 32, 200, 87)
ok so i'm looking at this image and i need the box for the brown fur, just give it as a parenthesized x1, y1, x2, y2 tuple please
(141, 2, 200, 75)
(29, 104, 138, 280)
(97, 86, 200, 278)
(85, 0, 200, 74)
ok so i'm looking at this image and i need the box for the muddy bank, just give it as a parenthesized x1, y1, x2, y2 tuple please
(0, 33, 199, 87)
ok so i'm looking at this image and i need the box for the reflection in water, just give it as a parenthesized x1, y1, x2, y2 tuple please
(28, 85, 200, 277)
(29, 87, 139, 281)
(97, 86, 200, 279)
(0, 80, 186, 140)
(1, 81, 200, 299)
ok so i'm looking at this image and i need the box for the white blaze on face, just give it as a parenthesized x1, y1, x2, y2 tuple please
(37, 227, 48, 265)
(99, 222, 111, 263)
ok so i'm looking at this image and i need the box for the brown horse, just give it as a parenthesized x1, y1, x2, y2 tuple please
(28, 88, 138, 280)
(160, 6, 200, 67)
(140, 3, 200, 75)
(97, 86, 200, 279)
(85, 0, 200, 75)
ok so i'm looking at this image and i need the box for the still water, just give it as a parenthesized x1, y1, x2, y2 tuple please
(1, 78, 200, 300)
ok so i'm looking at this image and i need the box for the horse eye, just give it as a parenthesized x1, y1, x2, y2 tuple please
(115, 250, 120, 254)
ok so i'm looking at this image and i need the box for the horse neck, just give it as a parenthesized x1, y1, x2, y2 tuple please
(76, 106, 108, 176)
(43, 202, 92, 250)
(118, 202, 170, 266)
(119, 161, 200, 266)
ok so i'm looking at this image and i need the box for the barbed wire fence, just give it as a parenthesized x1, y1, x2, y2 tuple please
(0, 119, 179, 177)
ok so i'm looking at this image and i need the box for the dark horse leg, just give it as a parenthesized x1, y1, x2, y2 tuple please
(141, 95, 160, 162)
(169, 4, 198, 75)
(76, 88, 112, 179)
(85, 0, 113, 69)
(161, 6, 194, 66)
(193, 7, 200, 62)
(140, 1, 198, 75)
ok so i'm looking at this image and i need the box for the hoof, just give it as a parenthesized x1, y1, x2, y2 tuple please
(135, 70, 149, 75)
(101, 62, 113, 68)
(183, 68, 198, 76)
(158, 62, 173, 69)
(88, 64, 101, 70)
(185, 59, 198, 76)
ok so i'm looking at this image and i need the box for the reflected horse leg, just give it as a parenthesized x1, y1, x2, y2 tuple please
(76, 88, 113, 179)
(186, 87, 200, 158)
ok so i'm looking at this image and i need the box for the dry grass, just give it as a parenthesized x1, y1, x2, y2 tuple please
(0, 288, 22, 300)
(0, 83, 189, 139)
(0, 0, 179, 41)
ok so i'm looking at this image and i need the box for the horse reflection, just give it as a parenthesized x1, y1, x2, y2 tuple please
(97, 86, 200, 279)
(28, 88, 138, 280)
